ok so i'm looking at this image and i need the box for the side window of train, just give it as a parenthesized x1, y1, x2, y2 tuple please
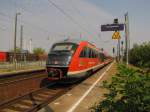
(86, 48, 89, 57)
(89, 49, 92, 58)
(88, 49, 96, 58)
(93, 50, 95, 58)
(92, 50, 97, 58)
(94, 50, 97, 58)
(80, 47, 88, 58)
(79, 49, 85, 57)
(86, 47, 90, 58)
(91, 50, 94, 58)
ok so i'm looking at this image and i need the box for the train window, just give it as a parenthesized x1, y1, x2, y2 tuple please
(86, 48, 89, 58)
(89, 49, 92, 58)
(51, 43, 78, 53)
(52, 44, 73, 51)
(95, 51, 98, 58)
(86, 48, 90, 58)
(80, 47, 86, 57)
(86, 48, 98, 58)
(94, 50, 97, 58)
(92, 50, 97, 58)
(92, 50, 95, 58)
(80, 47, 90, 58)
(85, 47, 89, 58)
(88, 49, 93, 58)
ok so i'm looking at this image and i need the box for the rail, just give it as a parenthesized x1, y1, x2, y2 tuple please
(0, 82, 73, 112)
(0, 70, 47, 105)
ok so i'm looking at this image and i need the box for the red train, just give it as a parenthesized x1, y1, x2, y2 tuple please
(46, 39, 112, 81)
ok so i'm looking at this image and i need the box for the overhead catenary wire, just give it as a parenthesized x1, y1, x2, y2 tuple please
(0, 10, 50, 35)
(69, 1, 93, 30)
(0, 0, 92, 37)
(0, 0, 94, 39)
(47, 0, 92, 36)
(68, 1, 107, 44)
(0, 0, 51, 33)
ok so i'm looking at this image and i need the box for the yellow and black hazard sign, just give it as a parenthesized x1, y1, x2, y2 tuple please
(112, 31, 121, 39)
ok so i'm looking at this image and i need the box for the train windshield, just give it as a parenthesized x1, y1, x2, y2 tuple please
(51, 43, 78, 53)
(47, 43, 78, 66)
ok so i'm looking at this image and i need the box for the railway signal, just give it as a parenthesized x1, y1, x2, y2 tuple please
(114, 18, 118, 24)
(113, 47, 115, 58)
(113, 47, 115, 54)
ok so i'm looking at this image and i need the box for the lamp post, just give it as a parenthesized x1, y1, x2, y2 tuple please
(121, 41, 124, 62)
(125, 12, 130, 65)
(13, 12, 21, 63)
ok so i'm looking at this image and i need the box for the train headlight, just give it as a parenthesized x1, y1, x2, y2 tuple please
(66, 56, 71, 65)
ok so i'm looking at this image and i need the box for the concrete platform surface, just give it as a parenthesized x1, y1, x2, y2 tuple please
(38, 62, 117, 112)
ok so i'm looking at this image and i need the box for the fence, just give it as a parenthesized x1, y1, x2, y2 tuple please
(0, 61, 46, 73)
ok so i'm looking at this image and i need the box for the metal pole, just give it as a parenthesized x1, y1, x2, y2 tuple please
(121, 41, 124, 62)
(20, 25, 23, 63)
(117, 42, 118, 62)
(20, 25, 23, 52)
(125, 12, 129, 65)
(13, 13, 21, 63)
(118, 38, 120, 62)
(29, 38, 32, 53)
(14, 13, 17, 63)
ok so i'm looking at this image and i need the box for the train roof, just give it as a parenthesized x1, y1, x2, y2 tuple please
(55, 38, 97, 47)
(54, 38, 102, 51)
(55, 38, 86, 44)
(53, 38, 111, 55)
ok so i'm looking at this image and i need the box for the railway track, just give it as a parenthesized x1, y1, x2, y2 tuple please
(0, 83, 73, 112)
(0, 70, 75, 112)
(0, 70, 47, 106)
(0, 69, 45, 83)
(0, 63, 111, 112)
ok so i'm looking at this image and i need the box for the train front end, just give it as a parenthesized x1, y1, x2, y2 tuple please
(46, 42, 77, 80)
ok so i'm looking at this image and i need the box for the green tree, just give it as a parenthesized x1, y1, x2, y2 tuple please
(33, 47, 45, 56)
(91, 64, 150, 112)
(129, 42, 150, 68)
(10, 47, 21, 53)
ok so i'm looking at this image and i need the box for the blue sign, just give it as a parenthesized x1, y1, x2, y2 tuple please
(101, 24, 124, 31)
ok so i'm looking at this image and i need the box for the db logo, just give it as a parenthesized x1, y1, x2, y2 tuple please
(79, 61, 84, 66)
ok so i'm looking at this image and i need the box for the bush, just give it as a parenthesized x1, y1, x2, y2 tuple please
(91, 64, 150, 112)
(129, 42, 150, 68)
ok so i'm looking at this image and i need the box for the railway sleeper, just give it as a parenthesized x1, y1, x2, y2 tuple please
(4, 105, 28, 112)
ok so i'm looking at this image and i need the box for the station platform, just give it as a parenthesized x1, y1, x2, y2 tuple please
(38, 62, 117, 112)
(0, 61, 45, 75)
(0, 67, 45, 77)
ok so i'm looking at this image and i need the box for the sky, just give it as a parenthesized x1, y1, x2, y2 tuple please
(0, 0, 149, 55)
